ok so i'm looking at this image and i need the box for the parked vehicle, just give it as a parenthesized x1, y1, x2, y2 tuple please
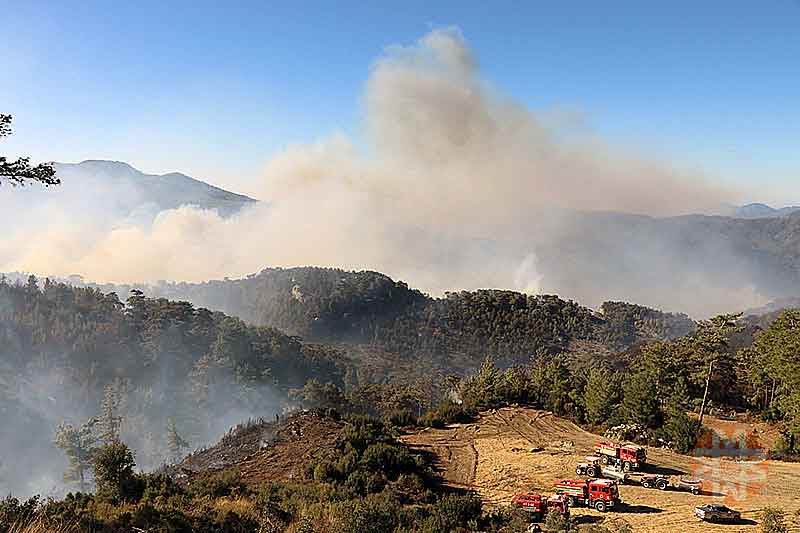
(675, 478, 703, 495)
(599, 466, 630, 484)
(694, 503, 741, 522)
(640, 474, 669, 490)
(511, 492, 569, 522)
(576, 457, 630, 484)
(594, 441, 647, 471)
(575, 456, 602, 478)
(554, 478, 620, 512)
(641, 475, 702, 494)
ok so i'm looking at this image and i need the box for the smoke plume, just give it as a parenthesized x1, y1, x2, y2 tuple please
(3, 28, 768, 316)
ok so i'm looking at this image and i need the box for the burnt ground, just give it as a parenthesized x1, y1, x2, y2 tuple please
(166, 411, 343, 487)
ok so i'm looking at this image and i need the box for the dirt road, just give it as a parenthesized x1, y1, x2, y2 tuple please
(402, 407, 800, 532)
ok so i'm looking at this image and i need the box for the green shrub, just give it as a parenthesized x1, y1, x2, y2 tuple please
(341, 416, 393, 451)
(37, 492, 94, 527)
(428, 401, 475, 425)
(93, 441, 141, 503)
(140, 472, 185, 503)
(188, 471, 248, 499)
(384, 409, 418, 428)
(345, 469, 386, 495)
(419, 493, 482, 532)
(661, 409, 701, 454)
(326, 497, 398, 533)
(544, 509, 576, 532)
(334, 450, 359, 478)
(361, 443, 417, 478)
(770, 432, 800, 459)
(760, 508, 788, 533)
(313, 462, 336, 483)
(0, 495, 39, 529)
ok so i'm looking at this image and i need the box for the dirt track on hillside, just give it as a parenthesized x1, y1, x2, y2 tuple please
(402, 407, 800, 532)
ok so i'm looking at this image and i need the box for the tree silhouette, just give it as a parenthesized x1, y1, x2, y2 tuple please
(166, 418, 189, 462)
(93, 441, 137, 502)
(0, 114, 59, 186)
(54, 419, 98, 492)
(98, 382, 124, 445)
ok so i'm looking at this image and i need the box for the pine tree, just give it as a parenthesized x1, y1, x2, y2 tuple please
(662, 407, 700, 453)
(622, 371, 662, 428)
(93, 441, 137, 503)
(533, 355, 580, 418)
(459, 356, 501, 410)
(166, 418, 189, 463)
(25, 274, 39, 295)
(1, 114, 59, 186)
(584, 366, 619, 427)
(684, 314, 743, 399)
(742, 310, 800, 447)
(98, 382, 124, 444)
(54, 419, 98, 492)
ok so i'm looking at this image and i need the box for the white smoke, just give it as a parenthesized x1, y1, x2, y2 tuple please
(3, 27, 762, 315)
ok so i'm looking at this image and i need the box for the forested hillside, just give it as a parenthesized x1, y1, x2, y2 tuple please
(84, 267, 695, 361)
(0, 270, 694, 498)
(0, 276, 345, 498)
(3, 273, 800, 532)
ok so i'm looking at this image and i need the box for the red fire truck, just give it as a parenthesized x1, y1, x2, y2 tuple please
(554, 478, 620, 512)
(593, 441, 647, 471)
(510, 492, 569, 522)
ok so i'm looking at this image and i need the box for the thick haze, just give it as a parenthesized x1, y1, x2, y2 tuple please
(0, 312, 285, 498)
(3, 28, 775, 317)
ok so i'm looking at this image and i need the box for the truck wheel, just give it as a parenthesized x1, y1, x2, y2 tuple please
(642, 480, 651, 488)
(623, 461, 632, 472)
(600, 456, 609, 465)
(594, 501, 606, 512)
(566, 496, 576, 508)
(656, 479, 668, 490)
(575, 466, 582, 475)
(691, 488, 700, 495)
(587, 466, 597, 477)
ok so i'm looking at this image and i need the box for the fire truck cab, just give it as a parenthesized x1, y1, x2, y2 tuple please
(594, 441, 647, 471)
(554, 478, 620, 512)
(510, 492, 569, 522)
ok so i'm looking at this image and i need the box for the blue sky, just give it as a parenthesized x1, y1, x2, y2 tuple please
(2, 0, 799, 202)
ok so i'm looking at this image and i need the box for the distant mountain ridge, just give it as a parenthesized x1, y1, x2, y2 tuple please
(53, 160, 257, 217)
(733, 203, 800, 219)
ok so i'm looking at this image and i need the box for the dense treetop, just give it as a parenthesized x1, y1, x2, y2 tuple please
(88, 267, 695, 366)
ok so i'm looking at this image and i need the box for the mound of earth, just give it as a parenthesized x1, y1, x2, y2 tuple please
(168, 411, 342, 487)
(402, 407, 800, 532)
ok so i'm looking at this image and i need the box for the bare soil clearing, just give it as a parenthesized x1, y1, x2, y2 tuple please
(402, 407, 800, 532)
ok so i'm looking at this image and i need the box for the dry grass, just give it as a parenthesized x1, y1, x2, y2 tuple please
(404, 406, 800, 532)
(212, 495, 259, 520)
(7, 519, 76, 533)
